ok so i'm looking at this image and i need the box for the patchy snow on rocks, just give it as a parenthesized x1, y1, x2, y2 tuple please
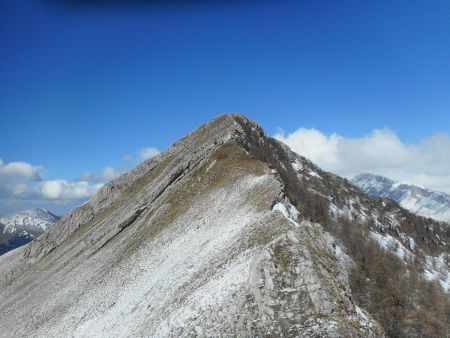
(369, 231, 414, 262)
(272, 200, 300, 226)
(424, 253, 450, 292)
(291, 159, 303, 172)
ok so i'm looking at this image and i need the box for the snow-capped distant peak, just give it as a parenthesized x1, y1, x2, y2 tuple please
(352, 173, 450, 223)
(352, 173, 394, 194)
(0, 208, 60, 235)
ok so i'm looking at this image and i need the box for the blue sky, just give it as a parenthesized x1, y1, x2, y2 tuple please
(0, 0, 449, 215)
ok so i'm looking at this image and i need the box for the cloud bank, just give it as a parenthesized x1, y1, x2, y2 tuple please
(0, 162, 104, 202)
(39, 180, 102, 200)
(0, 159, 43, 181)
(139, 147, 160, 161)
(78, 166, 120, 184)
(274, 128, 450, 194)
(0, 144, 161, 216)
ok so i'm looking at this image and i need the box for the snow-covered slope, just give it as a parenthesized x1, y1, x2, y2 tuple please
(353, 173, 450, 223)
(0, 208, 60, 255)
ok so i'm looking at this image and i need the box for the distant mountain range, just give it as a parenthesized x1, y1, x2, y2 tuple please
(352, 173, 450, 223)
(0, 208, 60, 255)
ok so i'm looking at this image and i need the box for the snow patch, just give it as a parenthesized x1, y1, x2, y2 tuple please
(291, 159, 302, 172)
(308, 170, 322, 179)
(272, 201, 300, 226)
(354, 305, 374, 330)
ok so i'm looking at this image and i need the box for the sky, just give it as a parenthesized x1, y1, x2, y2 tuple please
(0, 0, 449, 216)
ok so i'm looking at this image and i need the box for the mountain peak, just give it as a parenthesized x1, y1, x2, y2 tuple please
(14, 113, 267, 260)
(353, 172, 450, 223)
(353, 172, 394, 185)
(0, 116, 448, 337)
(0, 208, 60, 255)
(0, 114, 384, 336)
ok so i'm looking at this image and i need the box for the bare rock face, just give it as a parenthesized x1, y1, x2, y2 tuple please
(0, 114, 383, 337)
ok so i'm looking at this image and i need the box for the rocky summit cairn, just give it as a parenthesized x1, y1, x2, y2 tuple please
(1, 114, 447, 337)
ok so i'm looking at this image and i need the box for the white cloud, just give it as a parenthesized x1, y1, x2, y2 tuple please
(0, 159, 42, 180)
(275, 128, 450, 194)
(123, 154, 133, 161)
(0, 160, 107, 205)
(101, 167, 117, 180)
(122, 146, 161, 162)
(11, 183, 28, 197)
(78, 166, 120, 183)
(39, 180, 101, 200)
(0, 144, 161, 215)
(139, 147, 160, 161)
(3, 180, 101, 201)
(273, 128, 340, 169)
